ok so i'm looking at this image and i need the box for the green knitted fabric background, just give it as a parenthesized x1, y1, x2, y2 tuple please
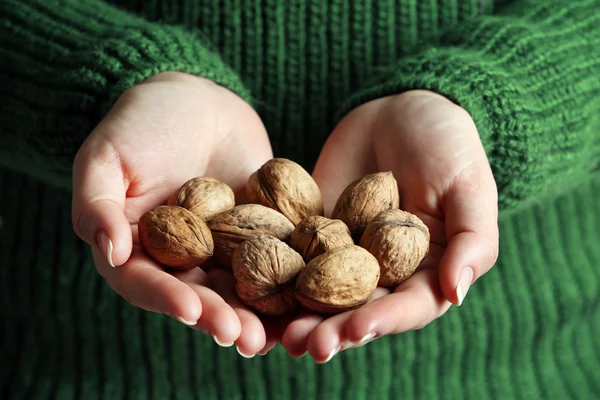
(2, 169, 599, 399)
(1, 0, 599, 398)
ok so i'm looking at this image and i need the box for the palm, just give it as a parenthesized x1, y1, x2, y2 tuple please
(372, 90, 494, 284)
(72, 72, 275, 354)
(280, 91, 499, 362)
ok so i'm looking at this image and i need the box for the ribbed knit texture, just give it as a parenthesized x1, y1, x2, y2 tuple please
(1, 1, 598, 205)
(1, 169, 599, 399)
(1, 0, 599, 399)
(0, 0, 251, 187)
(339, 0, 600, 209)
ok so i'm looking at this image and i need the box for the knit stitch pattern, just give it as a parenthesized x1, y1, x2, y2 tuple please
(1, 0, 599, 398)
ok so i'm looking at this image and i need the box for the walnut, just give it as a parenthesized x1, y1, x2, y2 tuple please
(207, 204, 294, 267)
(138, 205, 214, 269)
(331, 171, 400, 239)
(359, 209, 430, 287)
(167, 177, 235, 221)
(246, 158, 324, 225)
(232, 235, 305, 315)
(295, 245, 380, 314)
(290, 216, 354, 262)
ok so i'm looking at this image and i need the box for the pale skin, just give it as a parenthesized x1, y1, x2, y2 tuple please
(72, 71, 499, 361)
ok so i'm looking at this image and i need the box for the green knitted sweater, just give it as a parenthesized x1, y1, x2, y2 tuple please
(1, 0, 599, 399)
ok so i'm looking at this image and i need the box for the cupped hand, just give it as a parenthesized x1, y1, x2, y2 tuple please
(281, 90, 499, 362)
(71, 72, 274, 356)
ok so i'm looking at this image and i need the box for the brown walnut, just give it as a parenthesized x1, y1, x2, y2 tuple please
(246, 158, 324, 225)
(232, 235, 305, 316)
(331, 171, 400, 239)
(207, 204, 294, 267)
(295, 245, 380, 314)
(290, 216, 354, 262)
(167, 177, 235, 221)
(138, 205, 214, 269)
(359, 209, 430, 287)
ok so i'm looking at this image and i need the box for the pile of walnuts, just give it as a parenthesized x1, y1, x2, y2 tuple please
(139, 158, 430, 316)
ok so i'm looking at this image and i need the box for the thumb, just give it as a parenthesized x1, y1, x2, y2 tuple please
(312, 105, 378, 216)
(438, 167, 499, 306)
(72, 139, 132, 267)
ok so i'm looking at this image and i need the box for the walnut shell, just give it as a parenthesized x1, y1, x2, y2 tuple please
(246, 158, 324, 225)
(295, 245, 380, 314)
(138, 205, 214, 269)
(232, 235, 305, 316)
(167, 177, 235, 221)
(207, 204, 295, 267)
(331, 171, 400, 239)
(290, 216, 354, 262)
(359, 209, 430, 287)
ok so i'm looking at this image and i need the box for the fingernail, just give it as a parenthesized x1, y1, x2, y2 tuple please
(97, 230, 115, 267)
(456, 267, 474, 306)
(349, 332, 377, 347)
(212, 335, 234, 348)
(339, 340, 352, 351)
(257, 345, 275, 356)
(290, 350, 307, 358)
(174, 316, 197, 326)
(317, 345, 341, 364)
(236, 345, 255, 359)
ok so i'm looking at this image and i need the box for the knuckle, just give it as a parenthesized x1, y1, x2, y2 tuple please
(413, 323, 429, 332)
(108, 277, 128, 302)
(117, 284, 136, 308)
(414, 309, 437, 331)
(411, 318, 430, 332)
(412, 308, 445, 332)
(482, 232, 500, 266)
(71, 211, 85, 240)
(490, 240, 500, 261)
(105, 270, 137, 308)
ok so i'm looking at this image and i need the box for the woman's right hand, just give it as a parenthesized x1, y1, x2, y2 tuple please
(71, 71, 274, 356)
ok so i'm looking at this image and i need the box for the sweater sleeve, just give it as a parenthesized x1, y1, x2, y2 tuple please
(338, 0, 600, 210)
(0, 0, 251, 188)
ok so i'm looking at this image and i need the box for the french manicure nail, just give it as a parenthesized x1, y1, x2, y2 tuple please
(212, 335, 234, 348)
(339, 340, 352, 351)
(174, 316, 197, 326)
(456, 267, 474, 306)
(349, 332, 377, 347)
(318, 345, 341, 364)
(236, 346, 255, 359)
(290, 350, 307, 358)
(257, 345, 275, 356)
(97, 230, 115, 267)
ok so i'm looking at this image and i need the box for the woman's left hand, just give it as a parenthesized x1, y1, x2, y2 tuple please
(281, 90, 499, 362)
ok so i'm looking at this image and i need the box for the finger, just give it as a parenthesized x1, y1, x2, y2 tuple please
(258, 341, 278, 356)
(259, 314, 294, 356)
(173, 268, 241, 347)
(344, 269, 452, 341)
(332, 244, 441, 349)
(207, 269, 266, 358)
(305, 287, 389, 363)
(312, 105, 378, 216)
(416, 243, 445, 272)
(93, 246, 202, 324)
(257, 315, 289, 356)
(209, 98, 273, 204)
(440, 166, 499, 306)
(72, 138, 132, 267)
(280, 313, 324, 358)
